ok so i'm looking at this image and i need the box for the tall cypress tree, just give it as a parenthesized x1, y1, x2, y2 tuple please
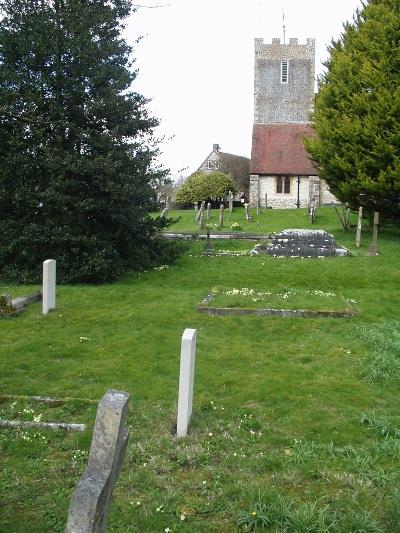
(305, 0, 400, 221)
(0, 0, 170, 282)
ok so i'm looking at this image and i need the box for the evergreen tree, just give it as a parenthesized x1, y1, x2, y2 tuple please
(0, 0, 173, 282)
(305, 0, 400, 221)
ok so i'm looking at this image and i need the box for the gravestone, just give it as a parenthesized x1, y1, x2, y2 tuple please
(244, 203, 250, 221)
(196, 201, 205, 222)
(194, 202, 198, 212)
(228, 191, 233, 213)
(355, 206, 363, 248)
(366, 211, 379, 256)
(177, 329, 197, 437)
(219, 204, 224, 227)
(161, 207, 168, 218)
(207, 202, 211, 219)
(265, 193, 268, 209)
(43, 259, 56, 315)
(66, 389, 130, 533)
(267, 229, 348, 257)
(199, 206, 205, 229)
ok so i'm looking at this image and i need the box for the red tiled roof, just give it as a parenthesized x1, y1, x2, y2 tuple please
(250, 123, 317, 175)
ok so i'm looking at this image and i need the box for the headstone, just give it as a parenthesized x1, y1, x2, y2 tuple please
(177, 329, 197, 438)
(161, 207, 168, 218)
(219, 203, 224, 227)
(309, 205, 316, 224)
(355, 206, 363, 248)
(366, 211, 379, 256)
(199, 206, 205, 229)
(43, 259, 56, 315)
(256, 197, 260, 216)
(196, 201, 205, 222)
(264, 193, 268, 209)
(66, 390, 130, 533)
(244, 203, 250, 221)
(228, 191, 233, 213)
(207, 202, 211, 219)
(194, 202, 198, 212)
(267, 229, 348, 257)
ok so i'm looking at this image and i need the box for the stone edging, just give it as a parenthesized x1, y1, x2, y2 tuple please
(197, 306, 356, 318)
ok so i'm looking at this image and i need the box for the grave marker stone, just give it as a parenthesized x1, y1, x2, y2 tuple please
(219, 204, 224, 227)
(228, 191, 233, 213)
(199, 206, 205, 229)
(177, 329, 197, 438)
(161, 207, 168, 218)
(42, 259, 56, 315)
(196, 201, 205, 222)
(265, 193, 268, 209)
(366, 211, 379, 256)
(207, 202, 211, 219)
(268, 229, 348, 257)
(355, 206, 363, 248)
(66, 389, 130, 533)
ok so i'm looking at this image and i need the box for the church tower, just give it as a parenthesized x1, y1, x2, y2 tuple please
(249, 37, 336, 209)
(253, 37, 315, 124)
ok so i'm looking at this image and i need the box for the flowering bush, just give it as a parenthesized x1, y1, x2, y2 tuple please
(231, 222, 242, 231)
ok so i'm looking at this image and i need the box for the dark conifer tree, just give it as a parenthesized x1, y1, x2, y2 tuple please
(305, 0, 400, 221)
(0, 0, 171, 282)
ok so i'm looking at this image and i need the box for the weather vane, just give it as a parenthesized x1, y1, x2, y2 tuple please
(282, 9, 286, 44)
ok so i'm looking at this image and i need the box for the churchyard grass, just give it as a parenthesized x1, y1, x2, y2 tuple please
(1, 208, 400, 531)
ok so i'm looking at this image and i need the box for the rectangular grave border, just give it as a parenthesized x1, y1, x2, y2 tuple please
(197, 292, 358, 319)
(0, 292, 42, 318)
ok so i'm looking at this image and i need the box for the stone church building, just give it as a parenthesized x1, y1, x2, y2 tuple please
(249, 37, 337, 208)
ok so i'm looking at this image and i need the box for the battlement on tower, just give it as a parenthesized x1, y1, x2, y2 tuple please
(254, 37, 315, 61)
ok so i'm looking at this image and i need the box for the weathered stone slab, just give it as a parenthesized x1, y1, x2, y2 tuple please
(0, 419, 85, 431)
(12, 292, 41, 310)
(267, 229, 348, 257)
(66, 389, 130, 533)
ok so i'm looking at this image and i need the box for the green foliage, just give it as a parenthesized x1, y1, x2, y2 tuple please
(305, 0, 400, 221)
(0, 0, 174, 282)
(175, 171, 237, 204)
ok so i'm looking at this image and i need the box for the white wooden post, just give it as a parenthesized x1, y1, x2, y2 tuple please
(43, 259, 56, 315)
(177, 328, 197, 437)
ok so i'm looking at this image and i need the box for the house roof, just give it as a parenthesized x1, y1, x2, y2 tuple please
(250, 123, 317, 175)
(198, 149, 250, 171)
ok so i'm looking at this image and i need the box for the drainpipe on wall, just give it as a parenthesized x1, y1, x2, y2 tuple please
(296, 176, 301, 208)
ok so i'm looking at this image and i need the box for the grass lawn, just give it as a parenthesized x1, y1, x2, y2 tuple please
(1, 207, 400, 532)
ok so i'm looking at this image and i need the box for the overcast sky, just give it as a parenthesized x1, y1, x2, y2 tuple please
(125, 0, 362, 179)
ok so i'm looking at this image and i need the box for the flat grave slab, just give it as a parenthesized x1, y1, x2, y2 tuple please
(266, 229, 348, 258)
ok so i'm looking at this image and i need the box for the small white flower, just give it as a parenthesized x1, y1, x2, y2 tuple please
(208, 432, 213, 437)
(180, 513, 186, 521)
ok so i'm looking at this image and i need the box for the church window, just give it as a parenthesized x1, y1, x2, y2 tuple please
(281, 60, 289, 83)
(207, 160, 214, 169)
(276, 176, 291, 194)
